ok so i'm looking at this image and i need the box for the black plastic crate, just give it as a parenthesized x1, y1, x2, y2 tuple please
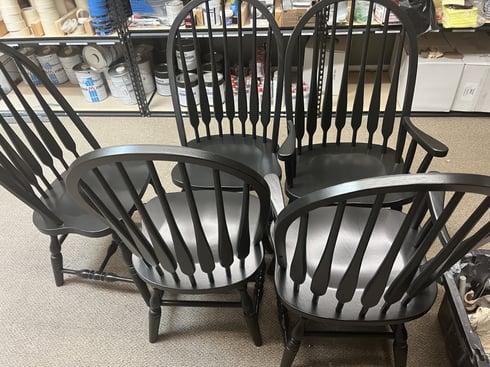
(438, 271, 490, 367)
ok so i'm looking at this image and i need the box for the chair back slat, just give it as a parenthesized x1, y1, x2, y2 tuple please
(261, 29, 272, 141)
(237, 183, 251, 259)
(178, 162, 211, 273)
(249, 11, 259, 135)
(334, 6, 354, 144)
(290, 214, 309, 288)
(335, 194, 385, 304)
(147, 161, 192, 273)
(306, 20, 321, 149)
(213, 169, 234, 267)
(192, 15, 212, 127)
(310, 201, 346, 297)
(360, 191, 426, 309)
(320, 15, 335, 146)
(295, 40, 306, 153)
(275, 173, 490, 316)
(350, 1, 373, 144)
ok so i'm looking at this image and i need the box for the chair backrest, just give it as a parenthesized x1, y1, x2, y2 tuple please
(66, 144, 271, 287)
(284, 0, 418, 159)
(274, 173, 490, 317)
(0, 43, 100, 225)
(166, 0, 285, 149)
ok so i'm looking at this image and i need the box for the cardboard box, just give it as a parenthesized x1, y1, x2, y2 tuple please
(0, 20, 8, 37)
(445, 33, 490, 112)
(274, 0, 313, 27)
(394, 32, 464, 112)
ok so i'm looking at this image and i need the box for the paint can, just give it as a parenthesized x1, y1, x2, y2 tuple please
(176, 40, 197, 71)
(136, 53, 155, 95)
(35, 46, 68, 84)
(18, 46, 41, 85)
(154, 63, 170, 96)
(176, 72, 199, 107)
(108, 62, 137, 105)
(57, 45, 83, 84)
(73, 62, 108, 102)
(0, 52, 21, 94)
(203, 71, 224, 106)
(82, 44, 123, 72)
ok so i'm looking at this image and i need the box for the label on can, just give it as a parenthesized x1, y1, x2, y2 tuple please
(176, 73, 199, 107)
(73, 62, 108, 103)
(203, 72, 224, 106)
(154, 63, 170, 96)
(18, 47, 41, 85)
(136, 54, 155, 95)
(108, 63, 137, 105)
(36, 46, 68, 84)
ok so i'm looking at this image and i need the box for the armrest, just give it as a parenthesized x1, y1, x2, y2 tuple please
(278, 120, 296, 161)
(264, 173, 285, 218)
(403, 117, 449, 158)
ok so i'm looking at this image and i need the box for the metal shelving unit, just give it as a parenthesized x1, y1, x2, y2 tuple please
(0, 0, 488, 118)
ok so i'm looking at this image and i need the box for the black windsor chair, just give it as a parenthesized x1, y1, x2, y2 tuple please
(0, 42, 151, 302)
(166, 0, 285, 190)
(65, 144, 271, 345)
(279, 0, 449, 206)
(272, 172, 490, 366)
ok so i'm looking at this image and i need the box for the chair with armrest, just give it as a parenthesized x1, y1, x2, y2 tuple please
(280, 0, 449, 206)
(272, 172, 490, 366)
(65, 144, 271, 345)
(0, 42, 150, 301)
(166, 0, 285, 190)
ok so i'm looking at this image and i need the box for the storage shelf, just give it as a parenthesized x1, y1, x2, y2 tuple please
(0, 82, 141, 116)
(0, 34, 120, 46)
(0, 13, 489, 117)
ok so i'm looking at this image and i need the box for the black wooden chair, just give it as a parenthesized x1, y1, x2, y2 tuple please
(0, 43, 150, 301)
(279, 0, 449, 206)
(272, 172, 490, 367)
(65, 144, 271, 344)
(166, 0, 284, 190)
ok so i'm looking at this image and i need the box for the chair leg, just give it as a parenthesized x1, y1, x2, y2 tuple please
(392, 324, 408, 367)
(120, 244, 151, 306)
(240, 286, 263, 346)
(276, 297, 289, 345)
(148, 288, 163, 343)
(280, 317, 305, 367)
(253, 262, 266, 314)
(49, 235, 64, 286)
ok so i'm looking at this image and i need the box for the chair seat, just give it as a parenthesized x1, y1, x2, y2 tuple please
(171, 135, 281, 190)
(274, 205, 438, 325)
(133, 190, 265, 292)
(286, 143, 409, 205)
(33, 162, 149, 237)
